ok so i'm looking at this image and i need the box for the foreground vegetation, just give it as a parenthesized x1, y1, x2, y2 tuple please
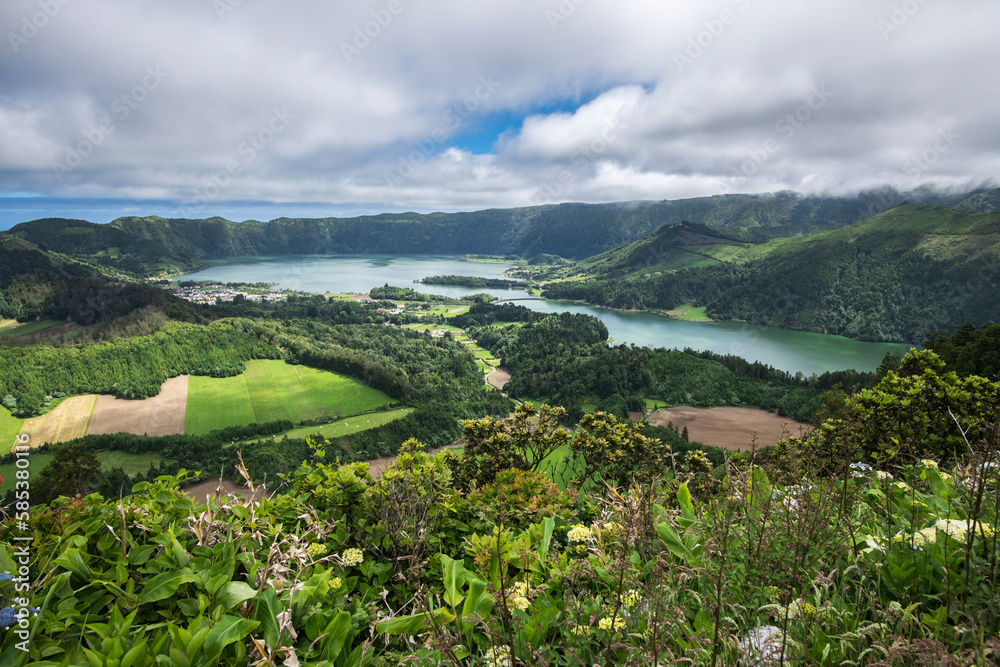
(1, 348, 998, 665)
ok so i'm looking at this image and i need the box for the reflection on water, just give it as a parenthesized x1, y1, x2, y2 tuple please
(174, 254, 911, 375)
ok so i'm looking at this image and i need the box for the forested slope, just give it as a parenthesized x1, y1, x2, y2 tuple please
(542, 205, 1000, 342)
(3, 188, 986, 274)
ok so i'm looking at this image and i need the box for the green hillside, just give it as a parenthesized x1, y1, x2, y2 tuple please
(541, 205, 1000, 342)
(2, 188, 986, 275)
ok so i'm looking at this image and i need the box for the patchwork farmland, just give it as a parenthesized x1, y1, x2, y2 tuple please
(4, 360, 400, 448)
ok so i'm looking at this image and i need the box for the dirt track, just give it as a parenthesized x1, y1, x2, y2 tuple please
(88, 375, 189, 437)
(649, 406, 812, 451)
(182, 477, 271, 504)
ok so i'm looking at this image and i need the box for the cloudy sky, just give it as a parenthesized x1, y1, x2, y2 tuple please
(0, 0, 997, 228)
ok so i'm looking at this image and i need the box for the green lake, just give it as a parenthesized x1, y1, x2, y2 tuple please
(174, 254, 913, 376)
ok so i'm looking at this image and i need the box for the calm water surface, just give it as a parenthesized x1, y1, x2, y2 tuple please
(175, 255, 912, 375)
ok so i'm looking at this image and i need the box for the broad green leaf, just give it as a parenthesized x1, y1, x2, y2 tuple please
(184, 625, 212, 661)
(343, 643, 369, 667)
(214, 581, 257, 611)
(203, 615, 259, 659)
(539, 517, 554, 561)
(440, 555, 465, 607)
(168, 647, 191, 667)
(0, 545, 17, 576)
(376, 608, 455, 635)
(677, 483, 695, 522)
(460, 577, 488, 645)
(127, 545, 157, 566)
(319, 610, 352, 662)
(81, 647, 104, 667)
(53, 549, 90, 580)
(138, 569, 200, 606)
(253, 588, 283, 650)
(656, 521, 689, 562)
(120, 639, 149, 667)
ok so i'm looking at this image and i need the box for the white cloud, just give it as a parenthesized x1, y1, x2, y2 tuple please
(0, 0, 997, 219)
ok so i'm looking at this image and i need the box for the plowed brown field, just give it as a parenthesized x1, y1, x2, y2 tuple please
(88, 375, 189, 437)
(487, 368, 511, 390)
(649, 406, 812, 451)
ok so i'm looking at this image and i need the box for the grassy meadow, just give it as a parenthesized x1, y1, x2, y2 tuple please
(664, 304, 712, 321)
(249, 407, 414, 443)
(0, 409, 25, 450)
(0, 451, 169, 495)
(185, 360, 394, 435)
(0, 319, 63, 338)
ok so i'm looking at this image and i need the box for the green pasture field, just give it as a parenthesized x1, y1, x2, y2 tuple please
(0, 320, 63, 338)
(664, 304, 712, 321)
(0, 451, 169, 495)
(537, 444, 582, 490)
(419, 304, 470, 318)
(185, 374, 257, 435)
(323, 293, 368, 301)
(443, 306, 470, 318)
(461, 342, 500, 372)
(0, 410, 26, 450)
(185, 360, 394, 435)
(249, 408, 414, 443)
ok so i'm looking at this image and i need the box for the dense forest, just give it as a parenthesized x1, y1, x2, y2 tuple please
(923, 321, 1000, 378)
(419, 275, 527, 289)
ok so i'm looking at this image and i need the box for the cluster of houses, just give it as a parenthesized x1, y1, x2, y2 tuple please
(161, 283, 287, 304)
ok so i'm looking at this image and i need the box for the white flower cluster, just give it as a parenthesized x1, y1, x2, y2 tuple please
(567, 524, 592, 543)
(849, 462, 893, 480)
(340, 548, 364, 567)
(484, 646, 511, 667)
(886, 519, 997, 550)
(506, 581, 531, 611)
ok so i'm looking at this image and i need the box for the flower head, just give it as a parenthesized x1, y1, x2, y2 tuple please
(567, 524, 592, 543)
(340, 548, 364, 567)
(919, 459, 938, 469)
(598, 616, 626, 632)
(306, 543, 328, 559)
(484, 646, 511, 667)
(622, 589, 641, 607)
